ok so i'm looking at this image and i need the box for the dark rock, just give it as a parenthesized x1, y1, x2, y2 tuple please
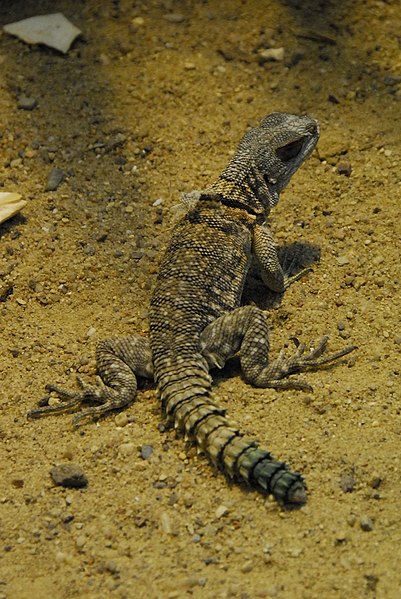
(45, 168, 65, 191)
(337, 162, 352, 177)
(50, 463, 88, 488)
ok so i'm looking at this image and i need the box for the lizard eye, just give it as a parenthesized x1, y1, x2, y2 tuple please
(276, 138, 304, 162)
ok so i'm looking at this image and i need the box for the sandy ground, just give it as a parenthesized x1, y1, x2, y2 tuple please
(1, 1, 400, 598)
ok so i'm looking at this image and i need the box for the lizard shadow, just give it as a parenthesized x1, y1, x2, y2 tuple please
(211, 240, 321, 386)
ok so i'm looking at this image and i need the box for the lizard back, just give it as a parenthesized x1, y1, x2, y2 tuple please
(149, 201, 306, 506)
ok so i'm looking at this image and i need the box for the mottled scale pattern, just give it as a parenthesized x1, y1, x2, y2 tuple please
(29, 113, 357, 508)
(149, 198, 308, 506)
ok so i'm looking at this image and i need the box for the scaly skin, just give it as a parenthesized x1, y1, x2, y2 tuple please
(29, 113, 356, 508)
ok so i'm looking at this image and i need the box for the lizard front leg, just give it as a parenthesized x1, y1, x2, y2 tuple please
(253, 222, 310, 292)
(28, 335, 153, 426)
(200, 305, 356, 389)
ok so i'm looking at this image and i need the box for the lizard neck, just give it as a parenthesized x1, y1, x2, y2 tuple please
(206, 163, 278, 217)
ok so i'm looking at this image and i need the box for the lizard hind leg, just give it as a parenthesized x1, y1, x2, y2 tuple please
(254, 336, 357, 388)
(28, 335, 154, 425)
(200, 305, 356, 389)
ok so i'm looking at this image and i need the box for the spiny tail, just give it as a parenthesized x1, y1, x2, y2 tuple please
(158, 364, 306, 508)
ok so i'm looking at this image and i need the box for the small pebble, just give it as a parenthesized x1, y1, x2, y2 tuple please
(241, 560, 254, 573)
(140, 444, 154, 459)
(340, 472, 356, 493)
(337, 162, 352, 177)
(132, 16, 145, 26)
(75, 535, 86, 548)
(45, 168, 64, 192)
(215, 504, 228, 518)
(288, 547, 303, 557)
(360, 515, 374, 531)
(370, 475, 382, 489)
(258, 47, 285, 62)
(347, 514, 356, 527)
(163, 13, 185, 23)
(118, 442, 136, 456)
(114, 413, 129, 428)
(337, 255, 350, 266)
(160, 512, 173, 534)
(17, 94, 37, 110)
(183, 493, 194, 508)
(50, 463, 88, 489)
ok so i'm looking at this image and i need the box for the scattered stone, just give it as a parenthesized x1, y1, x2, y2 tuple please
(50, 463, 88, 488)
(132, 16, 145, 27)
(17, 95, 37, 111)
(328, 94, 340, 104)
(364, 574, 379, 591)
(140, 444, 154, 460)
(75, 534, 86, 548)
(183, 493, 194, 508)
(215, 504, 228, 519)
(340, 471, 356, 493)
(10, 158, 23, 168)
(360, 515, 374, 532)
(337, 162, 352, 176)
(241, 560, 254, 573)
(45, 168, 64, 191)
(370, 475, 382, 489)
(185, 576, 206, 588)
(334, 530, 347, 544)
(347, 514, 356, 527)
(160, 512, 173, 534)
(288, 546, 303, 557)
(163, 13, 185, 23)
(114, 412, 129, 428)
(118, 442, 136, 456)
(168, 492, 178, 506)
(82, 243, 96, 256)
(337, 255, 350, 266)
(258, 47, 285, 62)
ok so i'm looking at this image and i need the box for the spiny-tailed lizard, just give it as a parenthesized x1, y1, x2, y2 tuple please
(29, 113, 356, 507)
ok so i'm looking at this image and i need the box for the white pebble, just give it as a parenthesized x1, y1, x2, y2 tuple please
(215, 504, 229, 519)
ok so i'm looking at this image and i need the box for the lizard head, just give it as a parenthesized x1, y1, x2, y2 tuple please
(255, 112, 320, 208)
(219, 112, 319, 214)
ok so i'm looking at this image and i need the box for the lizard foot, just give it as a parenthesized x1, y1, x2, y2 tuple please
(27, 375, 135, 426)
(255, 336, 357, 388)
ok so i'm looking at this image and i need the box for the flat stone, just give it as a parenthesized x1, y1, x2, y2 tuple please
(45, 168, 64, 192)
(50, 463, 88, 488)
(17, 95, 37, 111)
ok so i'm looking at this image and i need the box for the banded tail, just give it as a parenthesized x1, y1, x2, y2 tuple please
(156, 358, 306, 508)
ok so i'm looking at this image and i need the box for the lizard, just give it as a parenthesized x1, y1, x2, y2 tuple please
(28, 112, 356, 508)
